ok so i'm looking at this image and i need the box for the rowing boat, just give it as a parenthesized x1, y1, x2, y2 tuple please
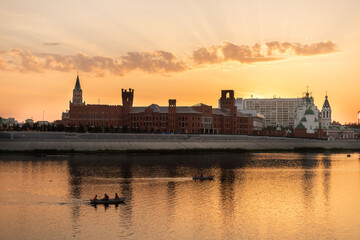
(193, 175, 214, 181)
(90, 197, 125, 204)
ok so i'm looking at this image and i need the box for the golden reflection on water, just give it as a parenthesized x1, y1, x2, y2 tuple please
(0, 153, 360, 239)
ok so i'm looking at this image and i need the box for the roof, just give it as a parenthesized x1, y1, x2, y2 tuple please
(130, 106, 202, 114)
(295, 122, 306, 129)
(212, 108, 230, 116)
(192, 103, 210, 107)
(176, 107, 202, 114)
(239, 110, 264, 118)
(237, 111, 249, 117)
(322, 95, 331, 109)
(74, 75, 81, 91)
(301, 117, 307, 122)
(130, 107, 149, 113)
(304, 109, 314, 115)
(148, 104, 161, 113)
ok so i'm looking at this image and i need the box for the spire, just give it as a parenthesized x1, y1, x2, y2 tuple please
(323, 93, 331, 108)
(74, 73, 81, 91)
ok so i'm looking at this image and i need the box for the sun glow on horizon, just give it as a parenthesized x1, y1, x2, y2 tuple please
(0, 1, 360, 124)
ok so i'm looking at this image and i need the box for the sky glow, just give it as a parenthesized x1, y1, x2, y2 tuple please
(0, 0, 359, 123)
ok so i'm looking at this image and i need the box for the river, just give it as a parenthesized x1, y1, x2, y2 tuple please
(0, 153, 359, 239)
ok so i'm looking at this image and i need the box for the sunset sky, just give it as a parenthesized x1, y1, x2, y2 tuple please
(1, 0, 360, 123)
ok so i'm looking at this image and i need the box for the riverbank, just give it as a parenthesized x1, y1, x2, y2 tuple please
(1, 132, 360, 154)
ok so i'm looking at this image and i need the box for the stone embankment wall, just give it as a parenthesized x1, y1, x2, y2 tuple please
(1, 132, 360, 153)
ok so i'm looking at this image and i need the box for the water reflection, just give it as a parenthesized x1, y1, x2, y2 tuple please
(321, 154, 332, 208)
(1, 153, 360, 240)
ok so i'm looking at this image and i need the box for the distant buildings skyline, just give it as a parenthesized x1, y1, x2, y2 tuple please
(61, 75, 254, 134)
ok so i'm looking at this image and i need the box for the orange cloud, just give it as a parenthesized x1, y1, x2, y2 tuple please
(1, 49, 186, 76)
(265, 40, 337, 56)
(0, 40, 338, 76)
(121, 50, 187, 74)
(193, 41, 337, 66)
(192, 42, 280, 65)
(221, 41, 279, 63)
(192, 45, 220, 64)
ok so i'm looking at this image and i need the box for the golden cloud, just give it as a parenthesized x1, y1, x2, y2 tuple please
(0, 40, 338, 76)
(265, 40, 337, 56)
(1, 49, 186, 76)
(192, 40, 337, 65)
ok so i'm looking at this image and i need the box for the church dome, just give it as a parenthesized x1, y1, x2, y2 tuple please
(305, 109, 314, 115)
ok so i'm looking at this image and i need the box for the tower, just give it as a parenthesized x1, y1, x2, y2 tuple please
(220, 90, 236, 111)
(122, 88, 134, 127)
(122, 88, 134, 110)
(71, 74, 84, 105)
(321, 93, 332, 128)
(168, 99, 176, 132)
(220, 90, 237, 134)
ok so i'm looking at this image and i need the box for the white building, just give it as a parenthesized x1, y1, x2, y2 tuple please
(243, 97, 304, 128)
(294, 91, 320, 133)
(235, 98, 243, 111)
(320, 94, 332, 128)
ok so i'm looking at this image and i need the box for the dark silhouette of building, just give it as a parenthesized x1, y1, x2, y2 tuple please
(61, 75, 253, 134)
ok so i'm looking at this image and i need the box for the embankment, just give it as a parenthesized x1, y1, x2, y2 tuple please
(1, 132, 360, 153)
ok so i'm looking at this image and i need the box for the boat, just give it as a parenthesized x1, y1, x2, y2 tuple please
(90, 197, 126, 204)
(193, 175, 214, 181)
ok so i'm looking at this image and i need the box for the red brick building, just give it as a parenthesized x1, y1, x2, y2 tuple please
(61, 75, 253, 134)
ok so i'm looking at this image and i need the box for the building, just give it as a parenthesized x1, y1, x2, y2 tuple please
(294, 91, 320, 134)
(25, 118, 34, 126)
(320, 94, 331, 128)
(37, 121, 50, 126)
(237, 110, 264, 130)
(61, 75, 253, 134)
(0, 117, 18, 128)
(242, 97, 304, 128)
(235, 98, 243, 110)
(324, 126, 355, 140)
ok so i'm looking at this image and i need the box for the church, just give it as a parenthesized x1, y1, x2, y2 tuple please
(293, 89, 332, 138)
(61, 75, 254, 134)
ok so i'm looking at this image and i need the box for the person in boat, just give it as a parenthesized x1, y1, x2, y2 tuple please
(102, 194, 109, 201)
(93, 195, 98, 200)
(115, 193, 119, 199)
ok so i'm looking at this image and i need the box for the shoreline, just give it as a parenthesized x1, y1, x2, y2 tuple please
(0, 148, 359, 155)
(1, 132, 360, 154)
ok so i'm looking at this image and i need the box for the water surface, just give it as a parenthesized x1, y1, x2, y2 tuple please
(0, 153, 360, 239)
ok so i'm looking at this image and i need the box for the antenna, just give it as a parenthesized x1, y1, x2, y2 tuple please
(42, 110, 45, 131)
